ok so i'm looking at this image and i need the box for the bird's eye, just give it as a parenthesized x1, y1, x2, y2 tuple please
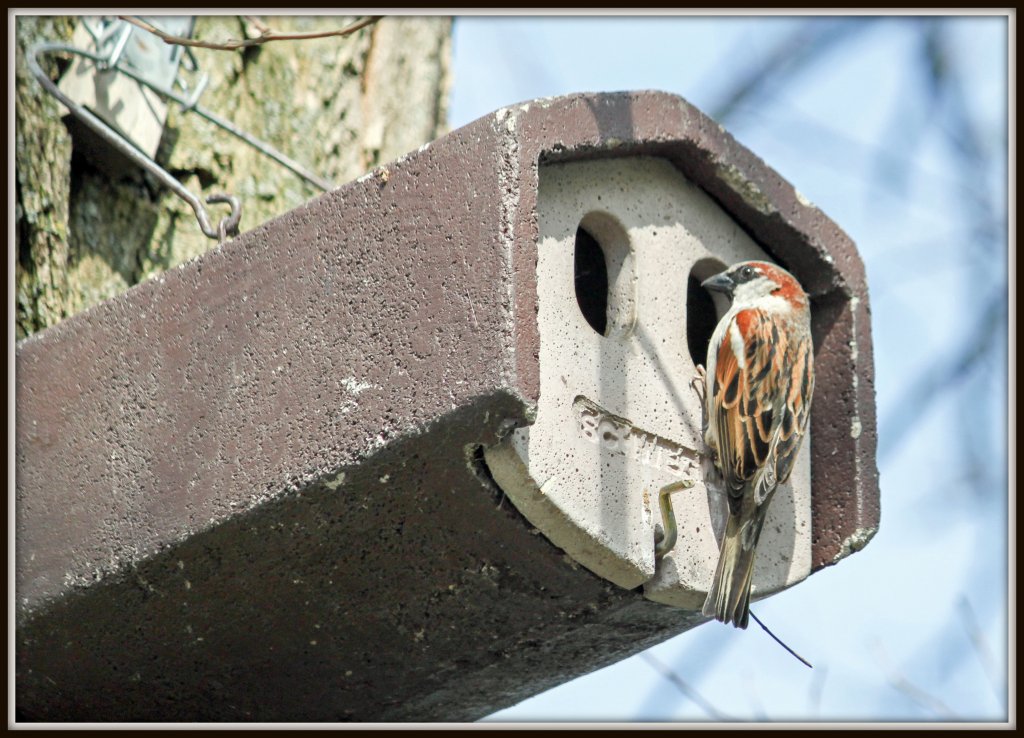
(739, 265, 755, 280)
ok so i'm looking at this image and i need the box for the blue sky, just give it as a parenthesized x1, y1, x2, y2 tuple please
(448, 14, 1010, 723)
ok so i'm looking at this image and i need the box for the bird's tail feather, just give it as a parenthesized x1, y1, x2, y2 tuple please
(702, 513, 758, 629)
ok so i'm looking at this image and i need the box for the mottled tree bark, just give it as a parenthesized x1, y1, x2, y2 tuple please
(15, 15, 452, 338)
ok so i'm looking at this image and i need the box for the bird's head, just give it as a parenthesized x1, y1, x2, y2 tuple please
(701, 261, 808, 310)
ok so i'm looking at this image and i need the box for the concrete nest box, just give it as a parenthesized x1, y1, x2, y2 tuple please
(16, 91, 879, 721)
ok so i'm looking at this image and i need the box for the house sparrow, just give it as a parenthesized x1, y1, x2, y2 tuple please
(700, 261, 814, 629)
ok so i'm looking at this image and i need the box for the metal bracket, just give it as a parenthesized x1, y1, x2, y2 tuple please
(29, 16, 335, 241)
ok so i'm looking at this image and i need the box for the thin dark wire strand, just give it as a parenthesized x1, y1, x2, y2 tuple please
(749, 611, 813, 669)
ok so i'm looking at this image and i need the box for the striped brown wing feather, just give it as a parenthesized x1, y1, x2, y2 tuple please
(773, 332, 814, 486)
(713, 309, 809, 505)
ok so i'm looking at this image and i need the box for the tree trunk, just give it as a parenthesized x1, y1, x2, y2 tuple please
(15, 15, 451, 339)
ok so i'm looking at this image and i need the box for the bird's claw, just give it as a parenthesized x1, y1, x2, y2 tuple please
(692, 364, 709, 435)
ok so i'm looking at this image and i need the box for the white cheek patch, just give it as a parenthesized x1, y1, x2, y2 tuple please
(728, 321, 746, 370)
(752, 294, 791, 314)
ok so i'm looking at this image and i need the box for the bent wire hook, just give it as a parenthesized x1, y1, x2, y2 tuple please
(28, 41, 242, 241)
(29, 33, 337, 240)
(654, 479, 695, 559)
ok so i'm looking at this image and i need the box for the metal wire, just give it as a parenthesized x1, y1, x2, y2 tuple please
(111, 59, 334, 193)
(29, 29, 336, 239)
(28, 40, 242, 240)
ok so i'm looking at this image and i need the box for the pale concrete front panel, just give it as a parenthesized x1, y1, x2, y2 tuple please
(486, 156, 812, 609)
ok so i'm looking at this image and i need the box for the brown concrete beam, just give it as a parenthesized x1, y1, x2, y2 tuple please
(15, 91, 878, 721)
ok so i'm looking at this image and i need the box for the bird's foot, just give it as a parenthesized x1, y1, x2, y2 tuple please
(692, 364, 709, 436)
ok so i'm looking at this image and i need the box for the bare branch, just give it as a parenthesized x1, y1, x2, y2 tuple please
(872, 640, 960, 719)
(880, 290, 1005, 462)
(711, 19, 876, 123)
(640, 652, 735, 720)
(807, 664, 828, 716)
(887, 672, 960, 719)
(957, 597, 1003, 702)
(118, 15, 381, 52)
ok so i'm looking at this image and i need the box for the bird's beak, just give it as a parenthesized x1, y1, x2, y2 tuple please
(701, 272, 735, 295)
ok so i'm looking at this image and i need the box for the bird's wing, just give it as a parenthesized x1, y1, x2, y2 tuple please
(773, 330, 814, 487)
(712, 308, 811, 506)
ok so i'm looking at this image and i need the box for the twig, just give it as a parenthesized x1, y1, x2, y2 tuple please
(749, 611, 813, 669)
(879, 290, 1004, 462)
(887, 672, 959, 719)
(871, 640, 959, 719)
(957, 596, 1003, 702)
(243, 16, 272, 36)
(641, 652, 735, 720)
(742, 669, 768, 720)
(118, 15, 381, 52)
(807, 664, 828, 716)
(711, 19, 876, 123)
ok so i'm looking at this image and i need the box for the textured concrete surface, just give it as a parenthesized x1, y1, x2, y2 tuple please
(503, 92, 880, 571)
(484, 157, 811, 609)
(15, 90, 878, 722)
